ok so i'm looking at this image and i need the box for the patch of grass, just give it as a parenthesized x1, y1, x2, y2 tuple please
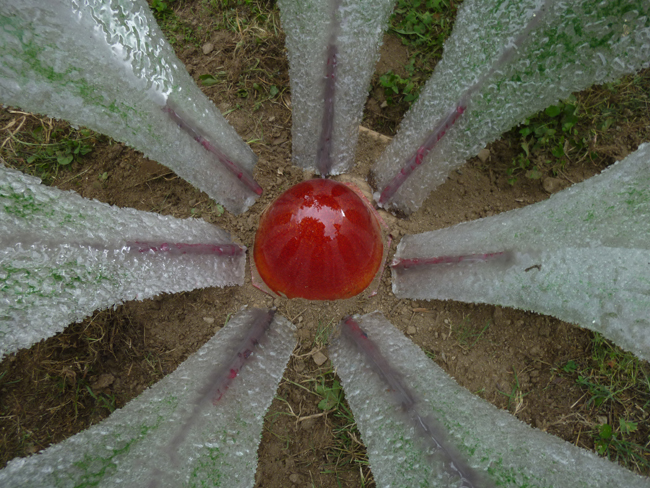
(155, 6, 202, 47)
(497, 367, 529, 415)
(506, 95, 586, 185)
(196, 0, 286, 112)
(390, 0, 458, 60)
(312, 370, 372, 484)
(313, 318, 336, 349)
(1, 114, 97, 184)
(505, 69, 650, 185)
(211, 0, 280, 37)
(594, 419, 650, 473)
(370, 0, 460, 123)
(452, 317, 491, 350)
(586, 333, 649, 407)
(559, 333, 650, 473)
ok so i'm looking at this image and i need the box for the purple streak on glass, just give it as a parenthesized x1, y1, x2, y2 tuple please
(163, 101, 263, 196)
(341, 316, 491, 488)
(317, 43, 338, 176)
(378, 105, 465, 205)
(391, 251, 511, 269)
(316, 0, 342, 176)
(378, 0, 553, 206)
(148, 308, 275, 487)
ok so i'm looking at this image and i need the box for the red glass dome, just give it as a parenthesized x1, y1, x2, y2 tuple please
(253, 179, 383, 300)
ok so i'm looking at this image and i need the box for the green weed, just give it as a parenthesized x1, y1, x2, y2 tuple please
(505, 70, 650, 185)
(2, 122, 95, 184)
(560, 333, 650, 472)
(312, 370, 370, 481)
(390, 0, 457, 59)
(497, 367, 529, 415)
(315, 376, 344, 412)
(594, 419, 650, 472)
(199, 72, 229, 87)
(378, 70, 419, 106)
(150, 0, 176, 16)
(507, 95, 586, 185)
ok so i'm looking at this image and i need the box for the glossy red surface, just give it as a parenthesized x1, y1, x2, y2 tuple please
(254, 179, 383, 300)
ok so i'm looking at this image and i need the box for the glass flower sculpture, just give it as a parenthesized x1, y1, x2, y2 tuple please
(1, 0, 649, 486)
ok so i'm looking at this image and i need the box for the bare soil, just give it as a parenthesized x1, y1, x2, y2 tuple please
(1, 1, 649, 486)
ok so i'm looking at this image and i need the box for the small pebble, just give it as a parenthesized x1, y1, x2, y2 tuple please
(477, 148, 490, 162)
(542, 177, 565, 194)
(289, 473, 302, 484)
(312, 351, 328, 366)
(91, 373, 115, 390)
(203, 317, 215, 324)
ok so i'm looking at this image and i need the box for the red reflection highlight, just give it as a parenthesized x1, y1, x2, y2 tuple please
(254, 179, 383, 300)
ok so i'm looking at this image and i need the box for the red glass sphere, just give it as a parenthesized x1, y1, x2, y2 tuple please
(254, 179, 383, 300)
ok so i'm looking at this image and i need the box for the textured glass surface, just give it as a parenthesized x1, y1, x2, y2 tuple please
(0, 308, 295, 487)
(278, 0, 395, 175)
(393, 144, 650, 361)
(0, 0, 259, 213)
(372, 0, 650, 213)
(0, 165, 245, 359)
(330, 312, 650, 487)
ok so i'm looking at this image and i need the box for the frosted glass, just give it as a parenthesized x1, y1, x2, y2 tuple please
(393, 144, 650, 361)
(0, 308, 296, 488)
(0, 165, 245, 359)
(278, 0, 395, 175)
(0, 0, 260, 214)
(330, 312, 650, 487)
(372, 0, 650, 213)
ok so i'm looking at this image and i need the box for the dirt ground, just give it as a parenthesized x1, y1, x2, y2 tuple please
(1, 1, 650, 486)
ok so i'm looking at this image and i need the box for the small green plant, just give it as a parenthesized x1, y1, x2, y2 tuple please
(212, 202, 225, 217)
(507, 96, 586, 184)
(390, 0, 456, 57)
(3, 124, 96, 183)
(150, 0, 175, 16)
(315, 377, 343, 411)
(497, 367, 529, 415)
(26, 129, 94, 167)
(378, 71, 419, 106)
(562, 360, 578, 374)
(594, 419, 650, 471)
